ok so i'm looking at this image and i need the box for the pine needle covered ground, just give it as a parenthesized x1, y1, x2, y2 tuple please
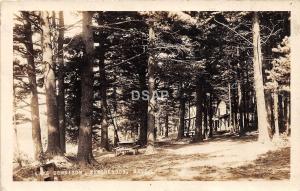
(14, 132, 289, 181)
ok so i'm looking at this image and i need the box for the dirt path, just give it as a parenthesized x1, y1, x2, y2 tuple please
(62, 133, 290, 181)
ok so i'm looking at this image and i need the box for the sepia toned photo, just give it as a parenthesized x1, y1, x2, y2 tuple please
(11, 10, 291, 181)
(1, 1, 300, 191)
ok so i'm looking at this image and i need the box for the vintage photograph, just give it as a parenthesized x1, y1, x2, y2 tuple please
(11, 10, 291, 181)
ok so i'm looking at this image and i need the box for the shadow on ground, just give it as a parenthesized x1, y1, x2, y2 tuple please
(14, 132, 290, 181)
(63, 133, 290, 181)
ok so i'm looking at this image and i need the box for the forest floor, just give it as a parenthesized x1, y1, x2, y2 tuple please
(13, 132, 290, 181)
(64, 132, 290, 181)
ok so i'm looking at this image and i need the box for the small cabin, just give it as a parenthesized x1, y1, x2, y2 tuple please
(214, 100, 230, 131)
(184, 100, 230, 135)
(217, 100, 227, 116)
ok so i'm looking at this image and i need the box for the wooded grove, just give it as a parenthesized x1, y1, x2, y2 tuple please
(13, 11, 290, 181)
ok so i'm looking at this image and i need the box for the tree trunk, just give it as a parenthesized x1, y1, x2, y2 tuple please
(99, 48, 109, 151)
(194, 77, 203, 142)
(203, 92, 209, 139)
(237, 78, 244, 135)
(208, 93, 213, 138)
(252, 12, 271, 143)
(232, 88, 238, 133)
(243, 61, 250, 132)
(146, 22, 156, 153)
(273, 85, 279, 139)
(285, 94, 290, 134)
(23, 12, 43, 160)
(177, 82, 185, 139)
(138, 66, 148, 145)
(77, 12, 96, 167)
(42, 11, 62, 156)
(228, 82, 233, 132)
(253, 96, 258, 131)
(157, 107, 162, 137)
(283, 93, 289, 134)
(110, 84, 119, 146)
(165, 112, 169, 137)
(107, 103, 119, 146)
(266, 93, 274, 132)
(187, 99, 191, 135)
(278, 94, 284, 133)
(139, 100, 148, 145)
(57, 11, 66, 153)
(178, 97, 186, 139)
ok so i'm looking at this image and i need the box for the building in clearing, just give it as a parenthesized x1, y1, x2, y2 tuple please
(184, 100, 230, 136)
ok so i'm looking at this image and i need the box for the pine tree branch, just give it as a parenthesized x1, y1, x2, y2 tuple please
(106, 19, 144, 26)
(105, 51, 146, 69)
(213, 18, 253, 45)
